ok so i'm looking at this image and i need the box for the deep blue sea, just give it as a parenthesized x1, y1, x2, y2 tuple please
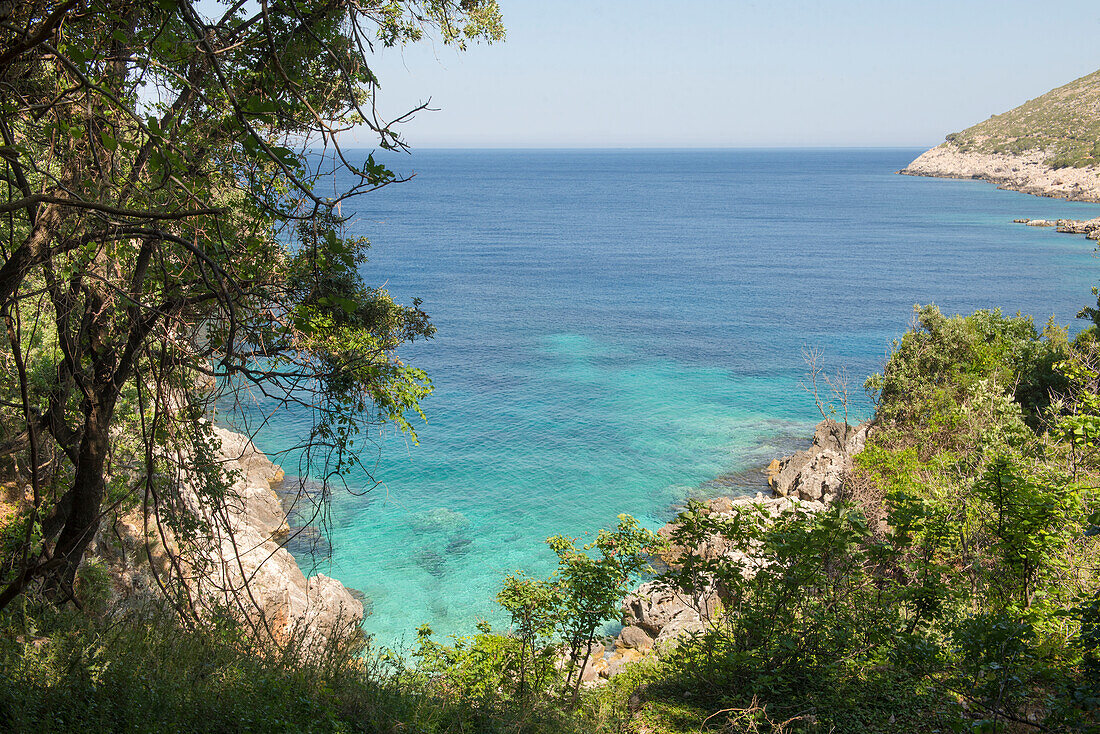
(242, 149, 1100, 646)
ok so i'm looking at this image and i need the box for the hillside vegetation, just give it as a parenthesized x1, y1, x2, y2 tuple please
(944, 69, 1100, 168)
(5, 305, 1100, 733)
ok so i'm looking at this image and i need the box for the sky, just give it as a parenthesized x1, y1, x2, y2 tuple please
(353, 0, 1100, 149)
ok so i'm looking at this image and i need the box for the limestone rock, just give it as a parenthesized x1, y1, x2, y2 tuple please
(654, 614, 706, 649)
(183, 428, 363, 651)
(900, 145, 1100, 203)
(706, 496, 735, 515)
(577, 641, 609, 683)
(616, 624, 654, 652)
(622, 581, 717, 636)
(604, 647, 643, 678)
(608, 420, 870, 669)
(765, 458, 782, 488)
(88, 425, 363, 653)
(772, 420, 866, 503)
(212, 426, 289, 540)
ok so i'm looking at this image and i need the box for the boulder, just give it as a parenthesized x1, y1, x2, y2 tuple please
(575, 640, 609, 683)
(654, 615, 706, 649)
(622, 581, 694, 635)
(772, 420, 867, 503)
(616, 624, 654, 652)
(581, 655, 609, 683)
(765, 458, 782, 488)
(705, 496, 735, 515)
(622, 581, 718, 636)
(610, 420, 867, 662)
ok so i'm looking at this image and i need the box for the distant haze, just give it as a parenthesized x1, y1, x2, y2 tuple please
(352, 0, 1100, 149)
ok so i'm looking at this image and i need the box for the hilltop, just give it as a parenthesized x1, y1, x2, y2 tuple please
(902, 68, 1100, 201)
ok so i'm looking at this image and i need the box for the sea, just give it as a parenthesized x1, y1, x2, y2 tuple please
(239, 149, 1100, 647)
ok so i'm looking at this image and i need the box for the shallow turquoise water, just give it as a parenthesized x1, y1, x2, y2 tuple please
(241, 149, 1100, 646)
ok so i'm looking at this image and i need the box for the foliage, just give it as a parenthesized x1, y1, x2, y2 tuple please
(546, 514, 663, 702)
(584, 304, 1100, 733)
(344, 302, 1100, 733)
(416, 515, 662, 710)
(0, 599, 582, 734)
(497, 572, 560, 699)
(0, 0, 501, 614)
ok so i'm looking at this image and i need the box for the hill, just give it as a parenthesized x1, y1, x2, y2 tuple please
(901, 69, 1100, 201)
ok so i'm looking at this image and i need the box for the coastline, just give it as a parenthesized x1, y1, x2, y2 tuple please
(899, 143, 1100, 203)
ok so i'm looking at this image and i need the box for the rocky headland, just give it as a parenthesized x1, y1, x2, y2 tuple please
(579, 418, 867, 683)
(899, 146, 1100, 203)
(899, 68, 1100, 203)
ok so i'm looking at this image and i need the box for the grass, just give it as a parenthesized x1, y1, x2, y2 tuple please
(0, 600, 579, 734)
(579, 655, 965, 734)
(0, 599, 968, 734)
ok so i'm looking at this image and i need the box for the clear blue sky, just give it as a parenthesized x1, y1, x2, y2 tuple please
(356, 0, 1100, 148)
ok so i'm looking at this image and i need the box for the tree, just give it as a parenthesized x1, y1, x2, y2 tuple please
(547, 515, 661, 705)
(0, 0, 503, 611)
(497, 572, 560, 699)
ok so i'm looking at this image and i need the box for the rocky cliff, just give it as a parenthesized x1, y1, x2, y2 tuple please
(901, 146, 1100, 202)
(88, 426, 363, 651)
(769, 419, 867, 501)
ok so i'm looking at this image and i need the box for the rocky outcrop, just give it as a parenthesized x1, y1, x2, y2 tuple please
(622, 580, 714, 642)
(1014, 217, 1100, 240)
(596, 420, 867, 680)
(900, 145, 1100, 203)
(182, 427, 363, 649)
(87, 425, 363, 652)
(771, 419, 867, 502)
(611, 493, 824, 660)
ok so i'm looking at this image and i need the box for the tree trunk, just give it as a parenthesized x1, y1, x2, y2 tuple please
(46, 391, 113, 595)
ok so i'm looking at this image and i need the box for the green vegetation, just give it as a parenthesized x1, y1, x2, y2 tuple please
(0, 0, 500, 609)
(573, 306, 1100, 733)
(3, 304, 1100, 732)
(378, 306, 1100, 733)
(415, 515, 662, 709)
(0, 601, 577, 733)
(942, 69, 1100, 167)
(0, 516, 663, 732)
(3, 2, 1100, 733)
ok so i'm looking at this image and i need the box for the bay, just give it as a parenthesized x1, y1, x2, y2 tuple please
(245, 149, 1100, 646)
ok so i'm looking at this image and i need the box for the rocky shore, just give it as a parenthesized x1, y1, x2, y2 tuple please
(89, 426, 362, 651)
(1013, 216, 1100, 240)
(899, 145, 1100, 203)
(579, 419, 867, 683)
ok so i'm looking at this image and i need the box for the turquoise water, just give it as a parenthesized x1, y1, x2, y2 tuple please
(243, 149, 1100, 646)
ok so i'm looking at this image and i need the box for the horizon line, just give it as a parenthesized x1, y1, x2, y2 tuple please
(336, 144, 937, 152)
